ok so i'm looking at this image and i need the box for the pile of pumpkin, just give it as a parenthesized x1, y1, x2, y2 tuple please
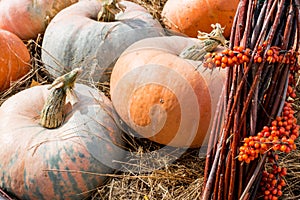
(0, 0, 239, 199)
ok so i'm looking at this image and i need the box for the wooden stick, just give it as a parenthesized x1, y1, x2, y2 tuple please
(202, 88, 225, 189)
(239, 154, 267, 200)
(250, 0, 267, 48)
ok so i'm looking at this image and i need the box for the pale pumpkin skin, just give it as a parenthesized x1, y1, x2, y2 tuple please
(41, 0, 165, 84)
(0, 29, 30, 91)
(161, 0, 239, 38)
(0, 0, 78, 40)
(110, 36, 226, 148)
(0, 84, 125, 200)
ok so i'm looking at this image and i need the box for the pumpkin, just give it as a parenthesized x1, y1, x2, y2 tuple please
(110, 35, 227, 148)
(41, 0, 165, 84)
(0, 29, 30, 92)
(0, 0, 78, 40)
(0, 69, 125, 200)
(161, 0, 239, 38)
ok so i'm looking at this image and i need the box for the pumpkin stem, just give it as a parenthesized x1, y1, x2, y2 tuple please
(97, 0, 126, 22)
(180, 23, 228, 60)
(40, 68, 82, 129)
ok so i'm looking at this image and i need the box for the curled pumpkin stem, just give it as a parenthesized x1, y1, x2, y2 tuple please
(97, 0, 126, 22)
(40, 68, 82, 129)
(180, 23, 228, 60)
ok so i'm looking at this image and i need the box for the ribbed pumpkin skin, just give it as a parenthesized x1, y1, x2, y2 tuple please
(0, 29, 30, 91)
(0, 84, 125, 200)
(110, 36, 226, 148)
(161, 0, 239, 38)
(0, 0, 78, 40)
(41, 0, 164, 83)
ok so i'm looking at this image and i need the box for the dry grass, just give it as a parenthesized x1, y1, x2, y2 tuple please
(91, 134, 206, 200)
(0, 0, 299, 200)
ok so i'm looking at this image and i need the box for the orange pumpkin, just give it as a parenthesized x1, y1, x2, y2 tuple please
(0, 0, 78, 40)
(0, 29, 30, 91)
(161, 0, 239, 38)
(110, 36, 226, 148)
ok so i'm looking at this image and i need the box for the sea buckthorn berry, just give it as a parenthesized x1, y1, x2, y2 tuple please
(227, 57, 233, 66)
(215, 60, 221, 66)
(244, 48, 251, 56)
(267, 49, 274, 56)
(221, 56, 228, 64)
(221, 63, 227, 68)
(237, 53, 243, 59)
(280, 145, 287, 152)
(221, 49, 229, 55)
(228, 50, 234, 57)
(256, 56, 263, 63)
(242, 55, 250, 63)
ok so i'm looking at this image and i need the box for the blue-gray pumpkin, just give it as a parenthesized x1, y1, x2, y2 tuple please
(41, 0, 164, 83)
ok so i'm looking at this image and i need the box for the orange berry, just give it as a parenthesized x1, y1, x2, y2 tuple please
(264, 190, 271, 195)
(215, 54, 222, 60)
(228, 50, 235, 57)
(280, 145, 287, 152)
(256, 56, 263, 63)
(280, 168, 287, 176)
(215, 60, 221, 66)
(232, 56, 238, 63)
(267, 49, 273, 56)
(249, 141, 255, 147)
(271, 179, 277, 186)
(261, 143, 268, 150)
(264, 131, 271, 137)
(254, 143, 260, 149)
(238, 156, 243, 162)
(244, 138, 250, 143)
(221, 56, 228, 63)
(271, 121, 277, 127)
(244, 48, 251, 56)
(279, 179, 286, 186)
(221, 63, 227, 68)
(263, 126, 270, 131)
(242, 55, 250, 62)
(227, 57, 233, 66)
(287, 138, 294, 145)
(221, 49, 229, 55)
(245, 158, 251, 164)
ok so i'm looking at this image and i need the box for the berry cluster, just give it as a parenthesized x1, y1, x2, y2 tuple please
(203, 46, 251, 69)
(264, 46, 298, 65)
(203, 42, 299, 69)
(287, 85, 297, 99)
(259, 163, 287, 200)
(238, 102, 299, 199)
(238, 102, 299, 163)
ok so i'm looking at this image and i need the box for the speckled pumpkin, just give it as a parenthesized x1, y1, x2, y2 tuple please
(0, 29, 30, 91)
(0, 0, 78, 40)
(161, 0, 239, 38)
(110, 36, 226, 148)
(41, 0, 165, 84)
(0, 84, 125, 200)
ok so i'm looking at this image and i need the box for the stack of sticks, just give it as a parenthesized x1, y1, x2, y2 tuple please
(202, 0, 299, 199)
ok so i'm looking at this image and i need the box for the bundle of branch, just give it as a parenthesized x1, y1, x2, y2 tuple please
(201, 0, 300, 200)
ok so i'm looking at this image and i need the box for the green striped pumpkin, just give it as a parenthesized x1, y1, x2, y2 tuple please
(0, 84, 124, 200)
